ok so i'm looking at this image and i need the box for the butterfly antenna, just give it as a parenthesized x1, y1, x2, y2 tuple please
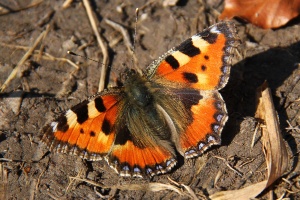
(132, 8, 139, 54)
(67, 51, 104, 65)
(131, 8, 142, 75)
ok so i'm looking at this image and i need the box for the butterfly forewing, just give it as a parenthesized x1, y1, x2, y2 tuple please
(42, 91, 121, 160)
(148, 21, 239, 91)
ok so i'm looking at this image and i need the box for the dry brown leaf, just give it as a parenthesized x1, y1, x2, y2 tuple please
(210, 81, 289, 199)
(219, 0, 300, 29)
(210, 181, 268, 200)
(255, 82, 289, 188)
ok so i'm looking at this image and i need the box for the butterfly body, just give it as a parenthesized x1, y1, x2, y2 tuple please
(42, 21, 240, 178)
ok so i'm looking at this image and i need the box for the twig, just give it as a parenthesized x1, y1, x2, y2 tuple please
(214, 156, 243, 177)
(105, 18, 141, 75)
(37, 24, 51, 62)
(0, 43, 79, 69)
(214, 170, 223, 188)
(0, 0, 43, 15)
(167, 177, 199, 199)
(69, 175, 106, 188)
(251, 122, 260, 149)
(62, 0, 73, 9)
(104, 18, 133, 52)
(82, 0, 109, 92)
(181, 184, 199, 200)
(69, 175, 184, 195)
(36, 167, 47, 191)
(0, 25, 49, 92)
(239, 158, 255, 168)
(286, 120, 300, 132)
(0, 164, 8, 200)
(66, 169, 85, 193)
(36, 52, 79, 69)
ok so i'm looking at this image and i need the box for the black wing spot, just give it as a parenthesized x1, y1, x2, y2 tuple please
(71, 101, 89, 124)
(102, 119, 111, 135)
(80, 128, 84, 134)
(178, 38, 200, 57)
(201, 65, 207, 71)
(174, 88, 203, 110)
(198, 30, 218, 44)
(114, 126, 132, 145)
(165, 55, 180, 70)
(204, 55, 209, 60)
(90, 131, 96, 137)
(95, 97, 106, 112)
(57, 116, 69, 132)
(183, 72, 198, 83)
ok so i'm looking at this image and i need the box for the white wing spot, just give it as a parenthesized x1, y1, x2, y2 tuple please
(207, 135, 215, 142)
(210, 26, 220, 34)
(51, 122, 58, 132)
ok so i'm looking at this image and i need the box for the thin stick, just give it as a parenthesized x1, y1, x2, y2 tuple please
(35, 166, 47, 191)
(105, 18, 142, 75)
(0, 0, 43, 15)
(62, 0, 73, 9)
(214, 156, 243, 177)
(0, 43, 79, 70)
(0, 26, 49, 92)
(251, 122, 260, 149)
(104, 18, 133, 53)
(68, 176, 183, 194)
(38, 52, 79, 69)
(82, 0, 109, 92)
(0, 164, 8, 200)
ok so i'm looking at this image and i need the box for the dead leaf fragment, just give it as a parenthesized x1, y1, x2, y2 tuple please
(255, 81, 289, 188)
(219, 0, 300, 29)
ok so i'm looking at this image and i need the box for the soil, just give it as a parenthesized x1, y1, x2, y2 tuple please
(0, 0, 299, 199)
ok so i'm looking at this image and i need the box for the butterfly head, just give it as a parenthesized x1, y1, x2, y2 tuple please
(117, 68, 138, 85)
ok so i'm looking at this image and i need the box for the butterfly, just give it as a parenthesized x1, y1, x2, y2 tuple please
(42, 21, 240, 178)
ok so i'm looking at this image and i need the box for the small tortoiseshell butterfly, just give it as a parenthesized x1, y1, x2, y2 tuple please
(42, 21, 240, 178)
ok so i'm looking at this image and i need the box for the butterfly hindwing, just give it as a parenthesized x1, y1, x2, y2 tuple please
(175, 89, 227, 158)
(107, 126, 177, 177)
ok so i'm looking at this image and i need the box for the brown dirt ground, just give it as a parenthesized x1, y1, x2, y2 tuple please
(0, 0, 299, 199)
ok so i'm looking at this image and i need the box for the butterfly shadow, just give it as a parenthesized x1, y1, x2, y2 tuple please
(222, 40, 300, 171)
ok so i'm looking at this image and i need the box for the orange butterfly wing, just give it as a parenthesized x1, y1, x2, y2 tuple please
(177, 90, 227, 158)
(42, 88, 177, 177)
(42, 91, 121, 161)
(148, 21, 239, 158)
(148, 21, 238, 91)
(107, 125, 176, 177)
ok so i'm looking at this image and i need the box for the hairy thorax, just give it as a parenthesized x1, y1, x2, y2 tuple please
(123, 73, 153, 108)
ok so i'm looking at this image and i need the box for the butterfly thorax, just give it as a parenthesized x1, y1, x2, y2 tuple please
(120, 70, 194, 150)
(123, 73, 153, 107)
